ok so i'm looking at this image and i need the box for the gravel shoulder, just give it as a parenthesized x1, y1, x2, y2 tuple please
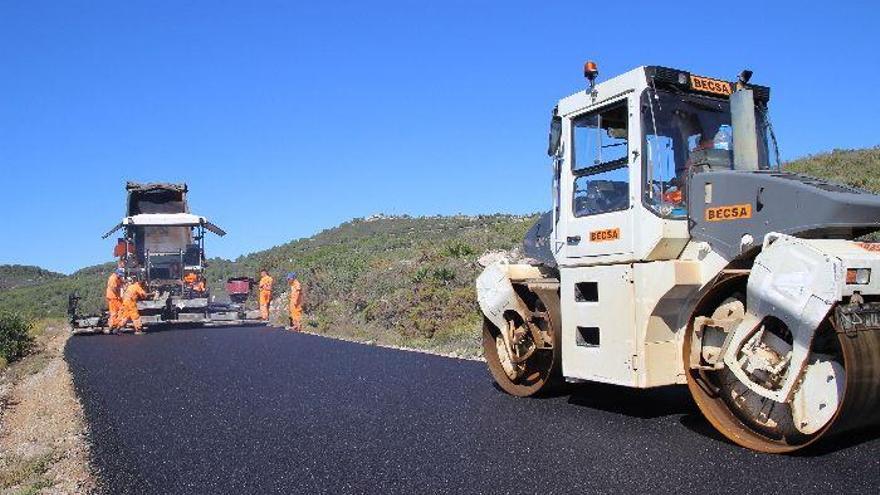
(0, 326, 95, 494)
(296, 328, 484, 362)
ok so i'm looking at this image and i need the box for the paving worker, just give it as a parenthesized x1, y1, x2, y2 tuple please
(286, 272, 303, 331)
(258, 269, 274, 320)
(184, 272, 206, 294)
(105, 268, 125, 333)
(120, 278, 154, 335)
(193, 276, 206, 294)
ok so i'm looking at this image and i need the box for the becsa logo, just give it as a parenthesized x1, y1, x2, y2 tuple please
(705, 204, 752, 222)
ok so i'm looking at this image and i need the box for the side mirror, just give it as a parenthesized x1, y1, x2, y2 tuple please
(547, 114, 562, 157)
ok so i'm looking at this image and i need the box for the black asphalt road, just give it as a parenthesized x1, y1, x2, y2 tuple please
(66, 326, 880, 494)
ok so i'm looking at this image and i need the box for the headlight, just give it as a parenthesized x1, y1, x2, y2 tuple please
(846, 268, 871, 285)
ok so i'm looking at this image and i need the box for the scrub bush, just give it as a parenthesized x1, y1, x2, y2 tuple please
(0, 310, 34, 364)
(444, 240, 475, 258)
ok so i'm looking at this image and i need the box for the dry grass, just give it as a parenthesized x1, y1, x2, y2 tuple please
(0, 324, 95, 494)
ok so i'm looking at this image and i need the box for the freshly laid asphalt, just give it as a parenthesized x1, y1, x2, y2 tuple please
(66, 326, 880, 494)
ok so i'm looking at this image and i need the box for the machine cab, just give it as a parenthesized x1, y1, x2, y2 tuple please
(548, 65, 777, 267)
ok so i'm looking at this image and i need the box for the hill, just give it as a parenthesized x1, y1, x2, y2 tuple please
(0, 263, 116, 320)
(1, 147, 878, 355)
(202, 214, 536, 355)
(0, 265, 65, 292)
(783, 147, 880, 192)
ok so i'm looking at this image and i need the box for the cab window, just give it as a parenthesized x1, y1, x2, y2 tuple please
(572, 103, 630, 217)
(572, 104, 628, 172)
(642, 89, 731, 218)
(574, 167, 629, 217)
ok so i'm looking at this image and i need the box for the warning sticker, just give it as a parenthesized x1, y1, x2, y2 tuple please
(705, 204, 752, 222)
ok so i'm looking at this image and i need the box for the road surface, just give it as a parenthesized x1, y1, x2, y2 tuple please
(66, 326, 880, 494)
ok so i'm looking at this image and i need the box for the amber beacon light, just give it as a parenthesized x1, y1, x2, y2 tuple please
(583, 60, 599, 89)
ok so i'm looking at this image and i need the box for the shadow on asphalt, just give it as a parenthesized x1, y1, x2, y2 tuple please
(793, 426, 880, 457)
(564, 382, 697, 419)
(495, 378, 880, 454)
(679, 415, 880, 455)
(678, 412, 734, 445)
(493, 379, 698, 419)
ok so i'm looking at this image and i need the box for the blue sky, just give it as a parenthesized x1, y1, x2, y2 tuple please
(1, 0, 878, 273)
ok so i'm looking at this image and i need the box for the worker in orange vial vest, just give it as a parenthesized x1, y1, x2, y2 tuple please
(120, 278, 154, 335)
(286, 272, 303, 331)
(184, 272, 206, 294)
(105, 268, 125, 333)
(258, 269, 274, 320)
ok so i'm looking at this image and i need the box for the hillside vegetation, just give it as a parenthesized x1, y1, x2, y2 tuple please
(0, 264, 115, 320)
(1, 147, 877, 355)
(784, 147, 880, 192)
(0, 265, 64, 292)
(204, 214, 536, 355)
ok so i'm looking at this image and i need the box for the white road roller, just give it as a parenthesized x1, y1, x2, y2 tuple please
(476, 62, 880, 453)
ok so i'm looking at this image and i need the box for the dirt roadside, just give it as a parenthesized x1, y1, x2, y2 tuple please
(0, 325, 95, 494)
(296, 328, 485, 362)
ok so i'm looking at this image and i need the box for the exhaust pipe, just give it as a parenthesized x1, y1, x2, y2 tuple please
(731, 86, 759, 171)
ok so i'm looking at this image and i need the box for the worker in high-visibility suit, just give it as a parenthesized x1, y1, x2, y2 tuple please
(184, 272, 207, 294)
(286, 272, 303, 331)
(120, 278, 153, 335)
(193, 277, 206, 293)
(258, 270, 273, 320)
(105, 268, 125, 333)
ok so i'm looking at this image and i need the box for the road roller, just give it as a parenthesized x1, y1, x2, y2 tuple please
(476, 62, 880, 452)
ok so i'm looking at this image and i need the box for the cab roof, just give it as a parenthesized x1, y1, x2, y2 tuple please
(557, 65, 770, 117)
(102, 213, 226, 238)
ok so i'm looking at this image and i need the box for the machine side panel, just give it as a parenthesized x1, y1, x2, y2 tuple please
(560, 264, 637, 386)
(689, 171, 880, 259)
(632, 261, 703, 387)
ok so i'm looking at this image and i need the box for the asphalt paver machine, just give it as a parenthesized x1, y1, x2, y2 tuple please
(70, 182, 264, 331)
(476, 63, 880, 452)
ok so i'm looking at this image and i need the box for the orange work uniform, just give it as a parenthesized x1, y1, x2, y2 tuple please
(184, 273, 206, 293)
(288, 279, 303, 329)
(121, 282, 148, 331)
(258, 275, 274, 320)
(105, 272, 124, 329)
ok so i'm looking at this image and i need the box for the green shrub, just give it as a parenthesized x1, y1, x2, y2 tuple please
(444, 240, 475, 258)
(431, 267, 456, 283)
(411, 267, 430, 283)
(0, 311, 34, 363)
